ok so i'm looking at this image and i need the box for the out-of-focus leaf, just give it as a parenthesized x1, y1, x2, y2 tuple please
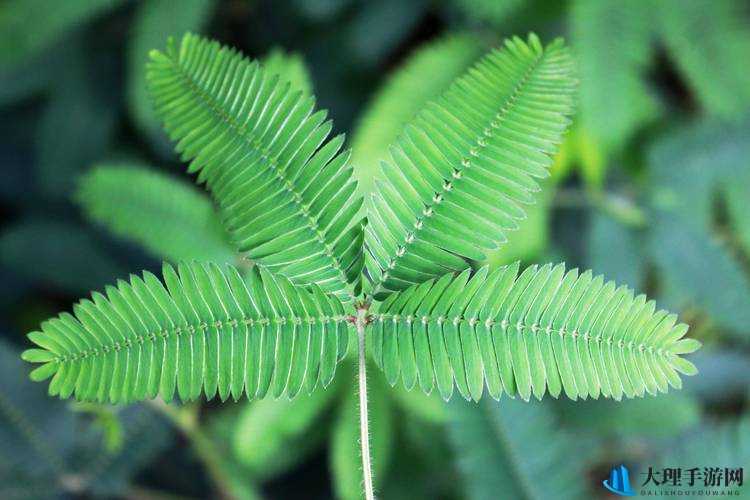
(650, 416, 750, 495)
(649, 213, 750, 336)
(658, 0, 750, 118)
(448, 398, 588, 500)
(203, 404, 265, 500)
(127, 0, 214, 151)
(345, 0, 428, 67)
(71, 403, 125, 454)
(0, 51, 57, 107)
(381, 414, 456, 500)
(0, 219, 127, 294)
(331, 368, 393, 500)
(587, 211, 644, 290)
(35, 44, 118, 197)
(0, 0, 125, 69)
(75, 404, 172, 497)
(233, 384, 337, 479)
(682, 349, 750, 404)
(76, 164, 235, 264)
(0, 339, 75, 481)
(647, 118, 750, 336)
(572, 0, 658, 155)
(0, 340, 172, 499)
(389, 384, 447, 424)
(291, 0, 352, 21)
(262, 48, 314, 95)
(557, 393, 701, 438)
(725, 168, 750, 255)
(351, 34, 483, 195)
(649, 117, 750, 229)
(0, 107, 37, 205)
(574, 125, 607, 190)
(451, 0, 524, 25)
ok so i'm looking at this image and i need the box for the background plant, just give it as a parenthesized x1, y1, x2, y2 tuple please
(1, 1, 748, 499)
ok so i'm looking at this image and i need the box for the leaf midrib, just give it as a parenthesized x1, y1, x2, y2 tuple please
(375, 313, 674, 359)
(52, 314, 347, 365)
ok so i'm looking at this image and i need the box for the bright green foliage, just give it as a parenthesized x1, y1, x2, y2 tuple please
(371, 263, 699, 402)
(127, 0, 215, 144)
(146, 34, 364, 300)
(448, 398, 587, 500)
(658, 0, 750, 118)
(365, 34, 576, 299)
(23, 33, 700, 425)
(0, 0, 125, 68)
(23, 262, 349, 403)
(77, 164, 235, 264)
(351, 34, 484, 195)
(262, 48, 314, 96)
(572, 0, 658, 154)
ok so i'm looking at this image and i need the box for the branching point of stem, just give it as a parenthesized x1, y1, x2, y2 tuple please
(355, 304, 375, 500)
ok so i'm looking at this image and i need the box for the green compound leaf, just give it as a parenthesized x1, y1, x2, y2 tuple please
(364, 34, 577, 300)
(23, 262, 350, 404)
(370, 263, 699, 402)
(147, 34, 364, 300)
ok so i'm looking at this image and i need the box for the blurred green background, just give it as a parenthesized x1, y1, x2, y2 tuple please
(1, 0, 749, 499)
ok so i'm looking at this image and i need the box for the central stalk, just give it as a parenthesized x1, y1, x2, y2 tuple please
(355, 304, 375, 500)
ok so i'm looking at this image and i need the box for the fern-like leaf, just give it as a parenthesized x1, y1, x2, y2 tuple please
(370, 263, 699, 402)
(77, 164, 235, 264)
(146, 34, 364, 300)
(22, 262, 349, 403)
(364, 34, 576, 299)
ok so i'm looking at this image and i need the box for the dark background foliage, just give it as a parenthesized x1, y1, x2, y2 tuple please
(1, 0, 749, 499)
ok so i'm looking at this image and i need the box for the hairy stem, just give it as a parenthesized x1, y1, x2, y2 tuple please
(356, 306, 375, 500)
